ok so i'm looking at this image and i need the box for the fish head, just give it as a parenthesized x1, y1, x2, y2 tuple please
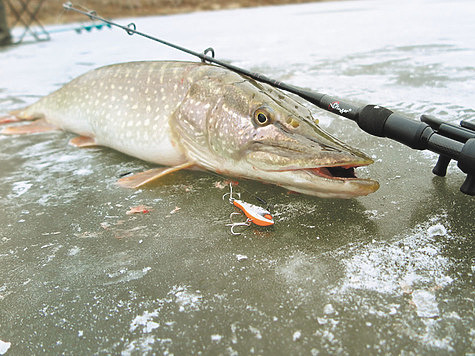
(172, 67, 379, 198)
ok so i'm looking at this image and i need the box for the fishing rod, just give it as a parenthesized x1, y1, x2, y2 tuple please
(63, 2, 475, 196)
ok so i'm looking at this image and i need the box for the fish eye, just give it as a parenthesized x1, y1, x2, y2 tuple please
(257, 113, 268, 124)
(253, 108, 273, 127)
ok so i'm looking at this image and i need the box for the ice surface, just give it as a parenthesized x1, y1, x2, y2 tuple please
(0, 0, 473, 354)
(333, 217, 454, 296)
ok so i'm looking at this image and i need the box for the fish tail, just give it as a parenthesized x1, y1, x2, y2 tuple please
(0, 108, 57, 135)
(0, 108, 40, 124)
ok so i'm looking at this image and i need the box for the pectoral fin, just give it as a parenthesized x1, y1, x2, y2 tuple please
(117, 162, 195, 188)
(69, 136, 97, 147)
(1, 119, 58, 135)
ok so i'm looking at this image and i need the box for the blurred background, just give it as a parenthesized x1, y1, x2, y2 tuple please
(4, 0, 327, 24)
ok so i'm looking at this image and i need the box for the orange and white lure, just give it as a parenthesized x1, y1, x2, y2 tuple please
(223, 183, 274, 235)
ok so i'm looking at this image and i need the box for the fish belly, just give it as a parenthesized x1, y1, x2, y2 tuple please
(22, 61, 203, 166)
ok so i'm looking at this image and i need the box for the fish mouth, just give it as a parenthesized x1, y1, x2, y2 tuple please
(242, 129, 380, 198)
(305, 165, 360, 180)
(247, 151, 379, 198)
(271, 164, 380, 198)
(273, 161, 374, 183)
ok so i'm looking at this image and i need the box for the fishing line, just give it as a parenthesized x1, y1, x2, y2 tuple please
(202, 169, 274, 211)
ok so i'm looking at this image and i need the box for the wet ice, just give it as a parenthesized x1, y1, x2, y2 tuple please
(0, 0, 474, 354)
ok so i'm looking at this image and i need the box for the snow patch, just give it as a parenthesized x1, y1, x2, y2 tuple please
(122, 335, 156, 356)
(412, 290, 439, 318)
(169, 285, 202, 312)
(323, 304, 336, 315)
(427, 223, 447, 238)
(325, 216, 460, 352)
(211, 334, 223, 342)
(236, 254, 248, 261)
(130, 310, 160, 333)
(249, 326, 262, 339)
(334, 219, 454, 295)
(0, 340, 11, 355)
(67, 246, 80, 256)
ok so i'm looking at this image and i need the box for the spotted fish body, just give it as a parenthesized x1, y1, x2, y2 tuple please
(6, 61, 379, 198)
(25, 62, 203, 166)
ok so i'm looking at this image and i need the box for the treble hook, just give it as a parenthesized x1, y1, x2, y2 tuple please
(226, 213, 251, 235)
(227, 222, 251, 235)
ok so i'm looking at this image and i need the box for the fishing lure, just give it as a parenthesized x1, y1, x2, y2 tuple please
(223, 183, 274, 235)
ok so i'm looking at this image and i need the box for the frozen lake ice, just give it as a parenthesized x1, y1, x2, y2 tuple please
(0, 0, 474, 354)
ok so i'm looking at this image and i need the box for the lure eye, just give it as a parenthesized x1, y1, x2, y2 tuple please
(253, 108, 273, 127)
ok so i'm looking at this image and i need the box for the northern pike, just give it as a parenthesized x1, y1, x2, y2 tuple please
(1, 61, 379, 198)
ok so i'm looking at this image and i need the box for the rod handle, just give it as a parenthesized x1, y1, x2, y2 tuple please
(356, 105, 432, 149)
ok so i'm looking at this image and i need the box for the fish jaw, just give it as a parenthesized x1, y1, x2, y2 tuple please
(213, 152, 378, 199)
(239, 125, 380, 198)
(234, 140, 378, 198)
(277, 171, 379, 199)
(254, 166, 379, 199)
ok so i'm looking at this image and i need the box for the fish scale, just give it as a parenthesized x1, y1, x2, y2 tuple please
(1, 60, 379, 198)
